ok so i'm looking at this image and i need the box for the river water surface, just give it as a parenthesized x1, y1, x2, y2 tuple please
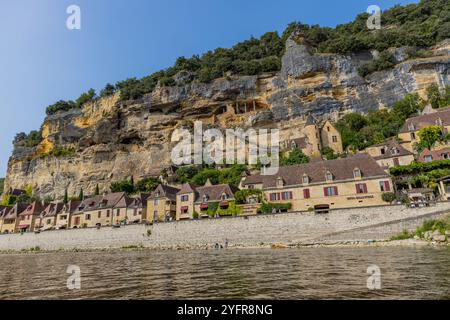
(0, 247, 449, 300)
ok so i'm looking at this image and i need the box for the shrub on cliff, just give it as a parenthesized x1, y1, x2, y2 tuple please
(45, 100, 77, 116)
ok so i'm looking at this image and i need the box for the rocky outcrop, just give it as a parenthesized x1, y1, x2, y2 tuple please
(4, 39, 450, 199)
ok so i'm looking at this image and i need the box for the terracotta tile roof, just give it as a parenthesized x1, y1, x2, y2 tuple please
(150, 184, 180, 201)
(400, 107, 450, 133)
(290, 137, 308, 150)
(42, 203, 64, 217)
(3, 203, 28, 220)
(369, 139, 413, 160)
(194, 184, 238, 203)
(19, 201, 45, 217)
(177, 183, 198, 195)
(418, 147, 450, 162)
(242, 154, 388, 189)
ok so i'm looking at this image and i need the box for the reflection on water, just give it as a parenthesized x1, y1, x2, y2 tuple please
(0, 247, 449, 300)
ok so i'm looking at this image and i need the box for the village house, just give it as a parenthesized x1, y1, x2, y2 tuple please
(34, 203, 64, 231)
(0, 203, 28, 233)
(56, 200, 80, 229)
(148, 185, 180, 222)
(282, 115, 343, 157)
(194, 180, 238, 218)
(81, 192, 128, 228)
(365, 139, 415, 169)
(241, 154, 393, 213)
(398, 107, 450, 153)
(0, 206, 9, 231)
(70, 201, 86, 229)
(176, 181, 238, 220)
(418, 147, 450, 162)
(17, 201, 46, 233)
(125, 193, 150, 224)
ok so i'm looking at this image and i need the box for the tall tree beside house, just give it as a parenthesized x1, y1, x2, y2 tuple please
(64, 188, 68, 204)
(95, 184, 100, 196)
(78, 188, 84, 201)
(416, 126, 445, 152)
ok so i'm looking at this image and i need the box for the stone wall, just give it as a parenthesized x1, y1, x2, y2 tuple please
(1, 203, 449, 251)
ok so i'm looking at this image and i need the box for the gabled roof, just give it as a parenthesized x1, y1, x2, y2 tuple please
(150, 184, 180, 201)
(19, 201, 45, 217)
(400, 107, 450, 133)
(42, 203, 64, 217)
(194, 184, 238, 203)
(77, 192, 126, 212)
(369, 139, 413, 160)
(305, 114, 317, 126)
(419, 147, 450, 162)
(242, 154, 388, 189)
(177, 183, 198, 195)
(3, 203, 28, 220)
(62, 200, 82, 214)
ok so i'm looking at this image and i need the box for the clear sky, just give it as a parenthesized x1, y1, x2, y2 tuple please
(0, 0, 418, 176)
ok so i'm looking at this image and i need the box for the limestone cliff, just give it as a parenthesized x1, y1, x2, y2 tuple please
(5, 39, 450, 199)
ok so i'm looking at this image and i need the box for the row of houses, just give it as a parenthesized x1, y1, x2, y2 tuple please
(0, 192, 149, 234)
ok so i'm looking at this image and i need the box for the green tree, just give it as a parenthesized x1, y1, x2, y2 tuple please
(95, 184, 100, 196)
(64, 188, 68, 204)
(417, 126, 443, 150)
(280, 148, 310, 166)
(76, 89, 96, 107)
(427, 83, 442, 109)
(99, 83, 116, 98)
(78, 188, 84, 201)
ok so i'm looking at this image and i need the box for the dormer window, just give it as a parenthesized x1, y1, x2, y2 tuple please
(276, 177, 284, 187)
(221, 193, 228, 201)
(291, 141, 297, 149)
(391, 148, 399, 155)
(326, 171, 333, 182)
(203, 194, 209, 202)
(380, 148, 386, 155)
(408, 123, 415, 131)
(302, 174, 310, 185)
(353, 168, 362, 179)
(155, 191, 160, 198)
(436, 117, 443, 126)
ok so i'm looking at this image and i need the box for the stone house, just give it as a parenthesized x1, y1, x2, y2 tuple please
(34, 203, 64, 231)
(80, 192, 128, 228)
(17, 201, 45, 233)
(418, 147, 450, 162)
(365, 139, 415, 169)
(147, 185, 180, 222)
(282, 115, 343, 157)
(0, 203, 27, 233)
(125, 193, 150, 224)
(241, 154, 393, 213)
(398, 107, 450, 153)
(176, 183, 198, 220)
(56, 200, 80, 229)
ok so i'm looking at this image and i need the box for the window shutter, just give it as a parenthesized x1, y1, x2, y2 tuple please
(356, 184, 360, 194)
(289, 191, 293, 200)
(324, 188, 328, 197)
(384, 181, 391, 192)
(363, 184, 368, 194)
(334, 187, 339, 196)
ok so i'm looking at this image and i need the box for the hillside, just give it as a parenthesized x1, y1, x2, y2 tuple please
(4, 0, 450, 200)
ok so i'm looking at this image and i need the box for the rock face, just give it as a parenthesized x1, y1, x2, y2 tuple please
(4, 39, 450, 199)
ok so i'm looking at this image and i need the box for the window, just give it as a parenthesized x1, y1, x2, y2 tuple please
(116, 209, 120, 217)
(181, 195, 189, 202)
(203, 195, 209, 202)
(46, 219, 52, 224)
(269, 193, 281, 201)
(248, 184, 255, 189)
(154, 199, 159, 205)
(380, 148, 386, 155)
(391, 148, 399, 155)
(98, 211, 101, 218)
(325, 171, 333, 182)
(441, 153, 450, 160)
(221, 193, 228, 200)
(356, 183, 368, 194)
(60, 215, 67, 220)
(302, 174, 309, 185)
(411, 132, 416, 140)
(281, 192, 293, 200)
(324, 187, 338, 197)
(106, 210, 110, 218)
(380, 181, 391, 192)
(332, 136, 338, 143)
(133, 209, 137, 216)
(424, 155, 433, 162)
(327, 126, 330, 132)
(85, 214, 91, 221)
(353, 168, 361, 179)
(303, 189, 311, 199)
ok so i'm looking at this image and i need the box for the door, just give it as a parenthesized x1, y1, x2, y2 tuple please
(74, 216, 80, 226)
(393, 158, 400, 166)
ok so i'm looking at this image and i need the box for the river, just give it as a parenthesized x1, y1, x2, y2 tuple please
(0, 247, 449, 300)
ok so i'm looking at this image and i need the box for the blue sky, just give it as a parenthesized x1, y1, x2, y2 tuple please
(0, 0, 418, 176)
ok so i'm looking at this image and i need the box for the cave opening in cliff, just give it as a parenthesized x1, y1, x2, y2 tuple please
(234, 100, 269, 114)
